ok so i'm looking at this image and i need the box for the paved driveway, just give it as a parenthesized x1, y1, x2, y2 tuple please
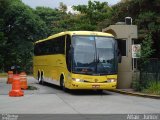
(0, 77, 160, 114)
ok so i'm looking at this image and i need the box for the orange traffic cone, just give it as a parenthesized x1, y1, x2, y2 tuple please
(9, 75, 24, 97)
(7, 71, 13, 84)
(20, 72, 28, 90)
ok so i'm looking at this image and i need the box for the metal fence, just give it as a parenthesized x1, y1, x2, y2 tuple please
(139, 58, 160, 87)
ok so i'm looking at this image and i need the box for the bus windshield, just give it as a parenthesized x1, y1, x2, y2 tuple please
(72, 36, 117, 75)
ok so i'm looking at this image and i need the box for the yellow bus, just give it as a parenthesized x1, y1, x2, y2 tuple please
(33, 31, 119, 91)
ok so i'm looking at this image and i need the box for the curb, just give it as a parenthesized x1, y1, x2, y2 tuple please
(109, 89, 160, 99)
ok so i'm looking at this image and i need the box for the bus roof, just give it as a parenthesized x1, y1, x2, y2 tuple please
(35, 31, 114, 44)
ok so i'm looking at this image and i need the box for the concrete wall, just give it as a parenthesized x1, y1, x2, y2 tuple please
(102, 25, 137, 39)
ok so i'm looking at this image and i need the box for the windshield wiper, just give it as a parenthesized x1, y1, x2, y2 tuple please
(92, 73, 100, 76)
(95, 53, 100, 74)
(73, 71, 94, 75)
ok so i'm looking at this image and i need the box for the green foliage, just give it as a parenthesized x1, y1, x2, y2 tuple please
(140, 32, 155, 65)
(133, 79, 160, 95)
(136, 11, 157, 32)
(0, 0, 11, 15)
(0, 0, 48, 73)
(27, 85, 38, 90)
(73, 0, 111, 30)
(35, 7, 63, 35)
(0, 0, 11, 72)
(59, 2, 67, 12)
(132, 77, 143, 91)
(34, 3, 100, 34)
(142, 81, 160, 95)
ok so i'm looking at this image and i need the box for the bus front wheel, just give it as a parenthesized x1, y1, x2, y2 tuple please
(60, 75, 67, 92)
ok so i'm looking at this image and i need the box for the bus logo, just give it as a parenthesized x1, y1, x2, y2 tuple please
(95, 79, 98, 83)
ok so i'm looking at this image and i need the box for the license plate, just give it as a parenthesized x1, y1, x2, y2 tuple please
(92, 85, 100, 88)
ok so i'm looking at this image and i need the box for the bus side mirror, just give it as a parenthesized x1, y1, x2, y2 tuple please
(118, 49, 122, 63)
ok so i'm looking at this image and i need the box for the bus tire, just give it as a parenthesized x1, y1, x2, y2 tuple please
(37, 71, 41, 84)
(60, 75, 67, 92)
(40, 71, 44, 85)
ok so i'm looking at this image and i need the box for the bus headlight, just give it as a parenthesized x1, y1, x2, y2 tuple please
(72, 78, 84, 82)
(107, 78, 117, 82)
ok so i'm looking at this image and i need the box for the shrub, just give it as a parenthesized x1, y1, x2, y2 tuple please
(142, 81, 160, 95)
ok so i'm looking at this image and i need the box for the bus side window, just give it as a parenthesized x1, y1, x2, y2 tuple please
(59, 36, 65, 54)
(66, 35, 71, 72)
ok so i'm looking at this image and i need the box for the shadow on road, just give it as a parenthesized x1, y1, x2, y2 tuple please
(68, 90, 111, 96)
(41, 82, 112, 96)
(43, 82, 61, 90)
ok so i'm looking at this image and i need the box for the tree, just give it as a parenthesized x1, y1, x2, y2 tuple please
(0, 0, 11, 72)
(35, 6, 69, 35)
(73, 0, 111, 30)
(140, 32, 155, 65)
(1, 0, 48, 72)
(59, 2, 67, 13)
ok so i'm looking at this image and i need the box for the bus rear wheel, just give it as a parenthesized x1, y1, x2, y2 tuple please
(37, 72, 41, 84)
(37, 71, 44, 85)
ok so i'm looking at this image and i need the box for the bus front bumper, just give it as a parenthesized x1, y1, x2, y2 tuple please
(68, 81, 117, 90)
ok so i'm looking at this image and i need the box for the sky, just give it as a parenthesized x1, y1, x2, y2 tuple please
(22, 0, 121, 9)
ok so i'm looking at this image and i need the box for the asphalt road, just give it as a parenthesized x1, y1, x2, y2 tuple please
(0, 77, 160, 114)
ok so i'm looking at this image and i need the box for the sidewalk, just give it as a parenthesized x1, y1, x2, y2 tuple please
(109, 89, 160, 99)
